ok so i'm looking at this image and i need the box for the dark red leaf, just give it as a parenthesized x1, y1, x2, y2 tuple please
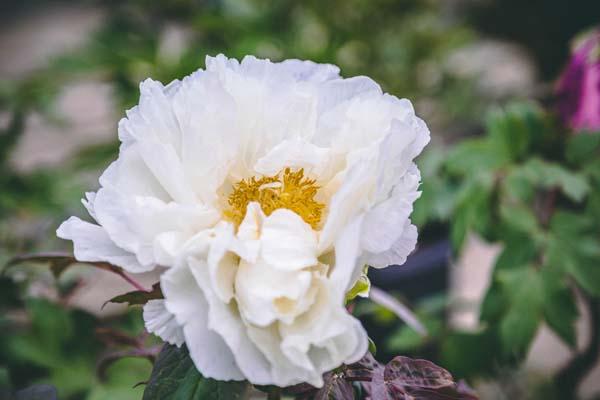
(315, 372, 355, 400)
(284, 371, 355, 399)
(362, 355, 479, 400)
(345, 352, 381, 381)
(384, 357, 454, 389)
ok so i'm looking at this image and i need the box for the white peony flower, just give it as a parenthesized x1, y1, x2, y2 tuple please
(57, 55, 429, 387)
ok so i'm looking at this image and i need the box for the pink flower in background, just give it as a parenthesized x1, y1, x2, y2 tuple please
(557, 28, 600, 132)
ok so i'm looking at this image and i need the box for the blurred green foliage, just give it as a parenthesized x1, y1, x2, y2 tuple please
(393, 103, 600, 399)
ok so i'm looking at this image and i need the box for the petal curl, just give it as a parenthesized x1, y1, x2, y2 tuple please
(143, 299, 185, 346)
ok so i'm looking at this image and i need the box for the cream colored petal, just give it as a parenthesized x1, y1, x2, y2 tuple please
(261, 209, 319, 271)
(235, 259, 312, 326)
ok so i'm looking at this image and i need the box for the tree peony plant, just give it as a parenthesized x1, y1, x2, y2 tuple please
(49, 55, 477, 398)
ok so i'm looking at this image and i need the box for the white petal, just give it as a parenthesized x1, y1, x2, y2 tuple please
(278, 279, 369, 386)
(261, 209, 318, 271)
(56, 217, 149, 273)
(119, 78, 182, 150)
(361, 191, 414, 254)
(319, 160, 373, 254)
(173, 72, 237, 204)
(137, 140, 196, 204)
(237, 202, 263, 240)
(254, 139, 332, 179)
(329, 214, 365, 299)
(93, 187, 219, 266)
(99, 142, 170, 200)
(143, 299, 184, 346)
(235, 258, 313, 326)
(187, 257, 273, 384)
(153, 231, 185, 266)
(207, 223, 238, 303)
(246, 323, 322, 387)
(161, 265, 244, 381)
(365, 221, 418, 268)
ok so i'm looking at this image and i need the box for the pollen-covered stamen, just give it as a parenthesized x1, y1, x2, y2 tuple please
(225, 168, 325, 229)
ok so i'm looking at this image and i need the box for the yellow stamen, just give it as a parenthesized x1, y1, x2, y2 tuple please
(225, 168, 324, 229)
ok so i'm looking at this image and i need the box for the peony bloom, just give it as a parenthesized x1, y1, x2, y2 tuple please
(557, 28, 600, 132)
(57, 55, 429, 387)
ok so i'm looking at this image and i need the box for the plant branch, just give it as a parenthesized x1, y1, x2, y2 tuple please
(115, 270, 149, 292)
(555, 293, 600, 398)
(369, 286, 427, 335)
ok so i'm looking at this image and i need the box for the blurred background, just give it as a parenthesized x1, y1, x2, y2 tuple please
(1, 0, 600, 399)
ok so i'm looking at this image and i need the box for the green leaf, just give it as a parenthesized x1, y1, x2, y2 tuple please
(345, 268, 370, 302)
(450, 180, 493, 251)
(386, 317, 442, 352)
(547, 212, 600, 296)
(486, 102, 544, 162)
(498, 269, 543, 355)
(494, 231, 538, 272)
(499, 203, 539, 236)
(566, 132, 600, 165)
(520, 159, 589, 202)
(541, 265, 578, 348)
(368, 337, 377, 355)
(445, 139, 507, 176)
(567, 251, 600, 296)
(143, 345, 249, 400)
(503, 167, 535, 202)
(105, 283, 163, 308)
(440, 331, 497, 378)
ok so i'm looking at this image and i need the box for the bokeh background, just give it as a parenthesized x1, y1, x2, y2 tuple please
(1, 0, 600, 399)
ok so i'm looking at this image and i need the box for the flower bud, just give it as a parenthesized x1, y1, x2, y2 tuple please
(557, 28, 600, 132)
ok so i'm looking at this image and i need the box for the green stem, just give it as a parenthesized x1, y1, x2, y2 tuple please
(555, 293, 600, 398)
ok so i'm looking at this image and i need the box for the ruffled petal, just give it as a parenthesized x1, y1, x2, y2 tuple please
(260, 209, 318, 271)
(56, 216, 149, 273)
(161, 265, 244, 381)
(187, 257, 273, 384)
(364, 221, 418, 268)
(143, 299, 185, 346)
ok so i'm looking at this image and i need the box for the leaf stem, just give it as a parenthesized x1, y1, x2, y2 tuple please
(116, 270, 149, 292)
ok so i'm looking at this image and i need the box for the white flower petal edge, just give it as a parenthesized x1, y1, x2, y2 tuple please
(143, 299, 185, 346)
(57, 54, 430, 387)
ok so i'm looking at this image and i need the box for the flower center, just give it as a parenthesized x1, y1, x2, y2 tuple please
(225, 168, 324, 229)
